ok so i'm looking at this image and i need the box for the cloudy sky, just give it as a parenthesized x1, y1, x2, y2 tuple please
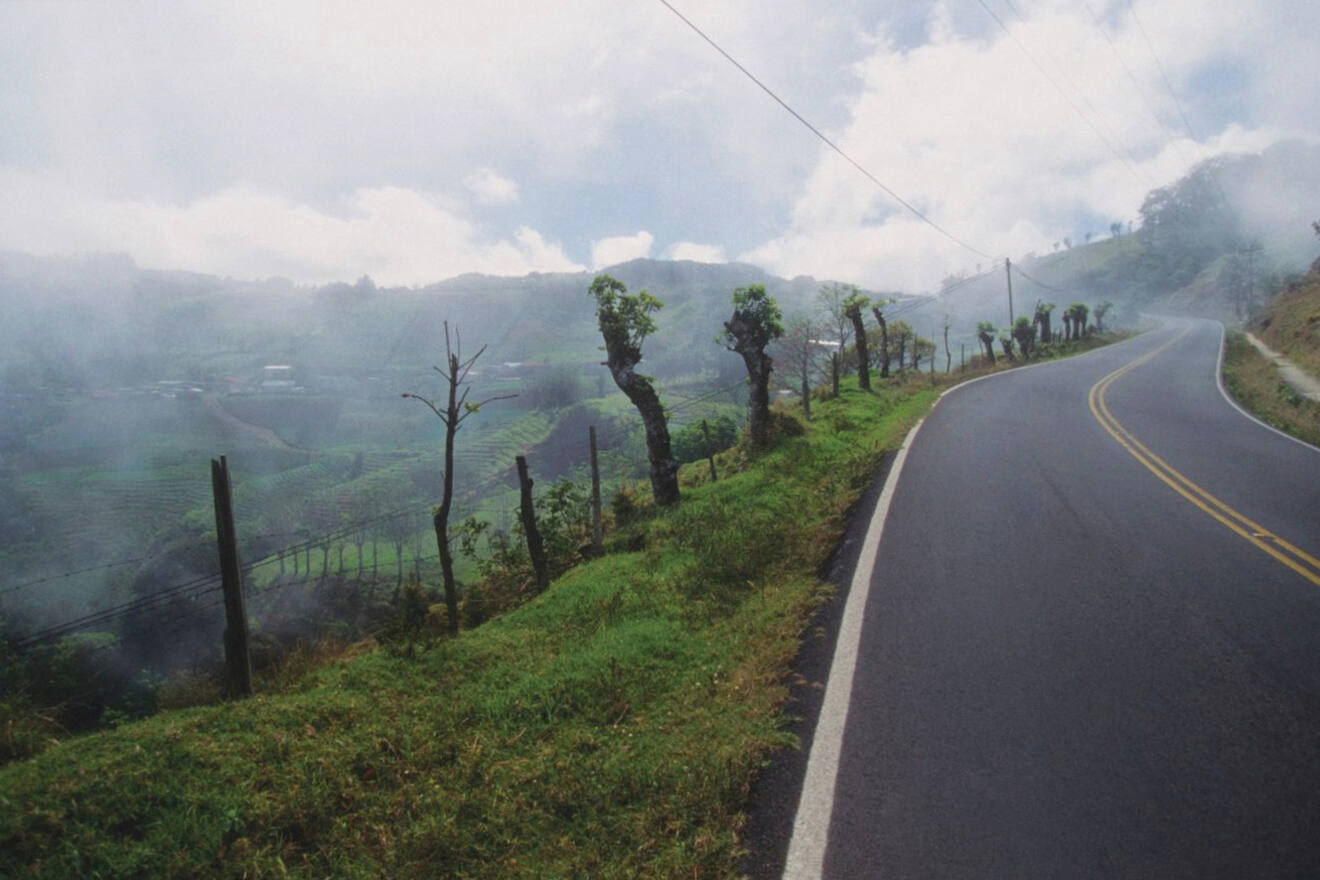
(1, 0, 1315, 291)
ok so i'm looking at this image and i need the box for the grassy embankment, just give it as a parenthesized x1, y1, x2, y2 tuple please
(0, 340, 1111, 878)
(1221, 269, 1320, 448)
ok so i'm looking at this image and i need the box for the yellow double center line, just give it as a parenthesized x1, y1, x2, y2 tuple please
(1089, 328, 1320, 587)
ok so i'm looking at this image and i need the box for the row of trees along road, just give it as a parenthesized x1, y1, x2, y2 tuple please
(410, 271, 1115, 635)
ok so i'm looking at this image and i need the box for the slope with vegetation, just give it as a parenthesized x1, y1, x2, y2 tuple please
(1221, 263, 1320, 447)
(0, 302, 1127, 877)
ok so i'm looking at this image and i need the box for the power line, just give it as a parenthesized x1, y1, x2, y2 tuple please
(1010, 263, 1065, 293)
(974, 0, 1152, 188)
(997, 0, 1155, 187)
(1125, 0, 1198, 143)
(1081, 0, 1176, 144)
(654, 0, 998, 262)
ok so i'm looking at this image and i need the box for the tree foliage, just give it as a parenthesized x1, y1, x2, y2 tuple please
(722, 284, 784, 449)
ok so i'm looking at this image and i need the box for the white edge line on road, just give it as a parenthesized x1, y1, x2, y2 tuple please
(780, 411, 927, 880)
(1213, 322, 1320, 456)
(780, 328, 1155, 879)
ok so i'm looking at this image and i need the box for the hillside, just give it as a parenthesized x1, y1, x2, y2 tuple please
(1, 375, 940, 879)
(1251, 267, 1320, 378)
(928, 140, 1320, 330)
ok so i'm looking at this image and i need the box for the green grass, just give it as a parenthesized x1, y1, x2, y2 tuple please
(1221, 331, 1320, 448)
(2, 342, 1117, 878)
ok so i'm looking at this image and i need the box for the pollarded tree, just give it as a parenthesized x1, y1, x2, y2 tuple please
(1033, 300, 1055, 343)
(722, 284, 785, 449)
(999, 333, 1016, 363)
(842, 289, 871, 390)
(871, 299, 897, 378)
(589, 274, 680, 507)
(976, 321, 997, 365)
(1094, 301, 1113, 333)
(1012, 315, 1036, 359)
(1068, 302, 1090, 339)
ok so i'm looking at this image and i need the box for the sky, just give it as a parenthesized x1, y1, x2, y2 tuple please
(1, 0, 1316, 292)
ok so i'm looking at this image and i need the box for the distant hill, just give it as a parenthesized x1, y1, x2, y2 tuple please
(931, 139, 1320, 330)
(0, 252, 876, 394)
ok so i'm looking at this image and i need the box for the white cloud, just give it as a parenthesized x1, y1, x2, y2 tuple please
(591, 231, 654, 269)
(740, 0, 1320, 292)
(1, 0, 1318, 288)
(667, 242, 727, 263)
(463, 168, 519, 206)
(0, 171, 582, 285)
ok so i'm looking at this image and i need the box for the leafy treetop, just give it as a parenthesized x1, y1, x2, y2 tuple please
(589, 274, 664, 362)
(721, 284, 784, 352)
(842, 288, 870, 317)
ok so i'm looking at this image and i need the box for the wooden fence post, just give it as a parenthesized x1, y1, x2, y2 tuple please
(515, 455, 550, 593)
(589, 426, 604, 554)
(211, 455, 252, 697)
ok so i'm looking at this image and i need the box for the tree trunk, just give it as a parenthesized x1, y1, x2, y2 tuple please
(978, 333, 996, 365)
(434, 353, 461, 635)
(516, 455, 550, 593)
(848, 308, 870, 390)
(800, 367, 810, 421)
(607, 361, 679, 506)
(872, 307, 890, 378)
(740, 348, 773, 449)
(394, 540, 404, 590)
(831, 352, 839, 397)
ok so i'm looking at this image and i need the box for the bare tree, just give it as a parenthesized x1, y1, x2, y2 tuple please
(380, 509, 416, 594)
(589, 274, 679, 507)
(403, 321, 513, 636)
(774, 314, 825, 421)
(722, 284, 784, 449)
(817, 282, 854, 361)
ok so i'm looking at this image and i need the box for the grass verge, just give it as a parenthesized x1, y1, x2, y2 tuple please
(1220, 331, 1320, 448)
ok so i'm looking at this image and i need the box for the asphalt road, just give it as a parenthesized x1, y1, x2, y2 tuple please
(758, 318, 1320, 879)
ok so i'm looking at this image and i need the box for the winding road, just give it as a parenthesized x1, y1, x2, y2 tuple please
(754, 318, 1320, 879)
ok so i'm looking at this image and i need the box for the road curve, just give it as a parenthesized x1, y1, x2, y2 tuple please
(769, 318, 1320, 879)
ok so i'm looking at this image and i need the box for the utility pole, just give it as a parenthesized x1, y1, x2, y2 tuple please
(1005, 257, 1015, 326)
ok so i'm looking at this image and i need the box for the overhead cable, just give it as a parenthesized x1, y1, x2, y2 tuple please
(654, 0, 998, 261)
(974, 0, 1152, 188)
